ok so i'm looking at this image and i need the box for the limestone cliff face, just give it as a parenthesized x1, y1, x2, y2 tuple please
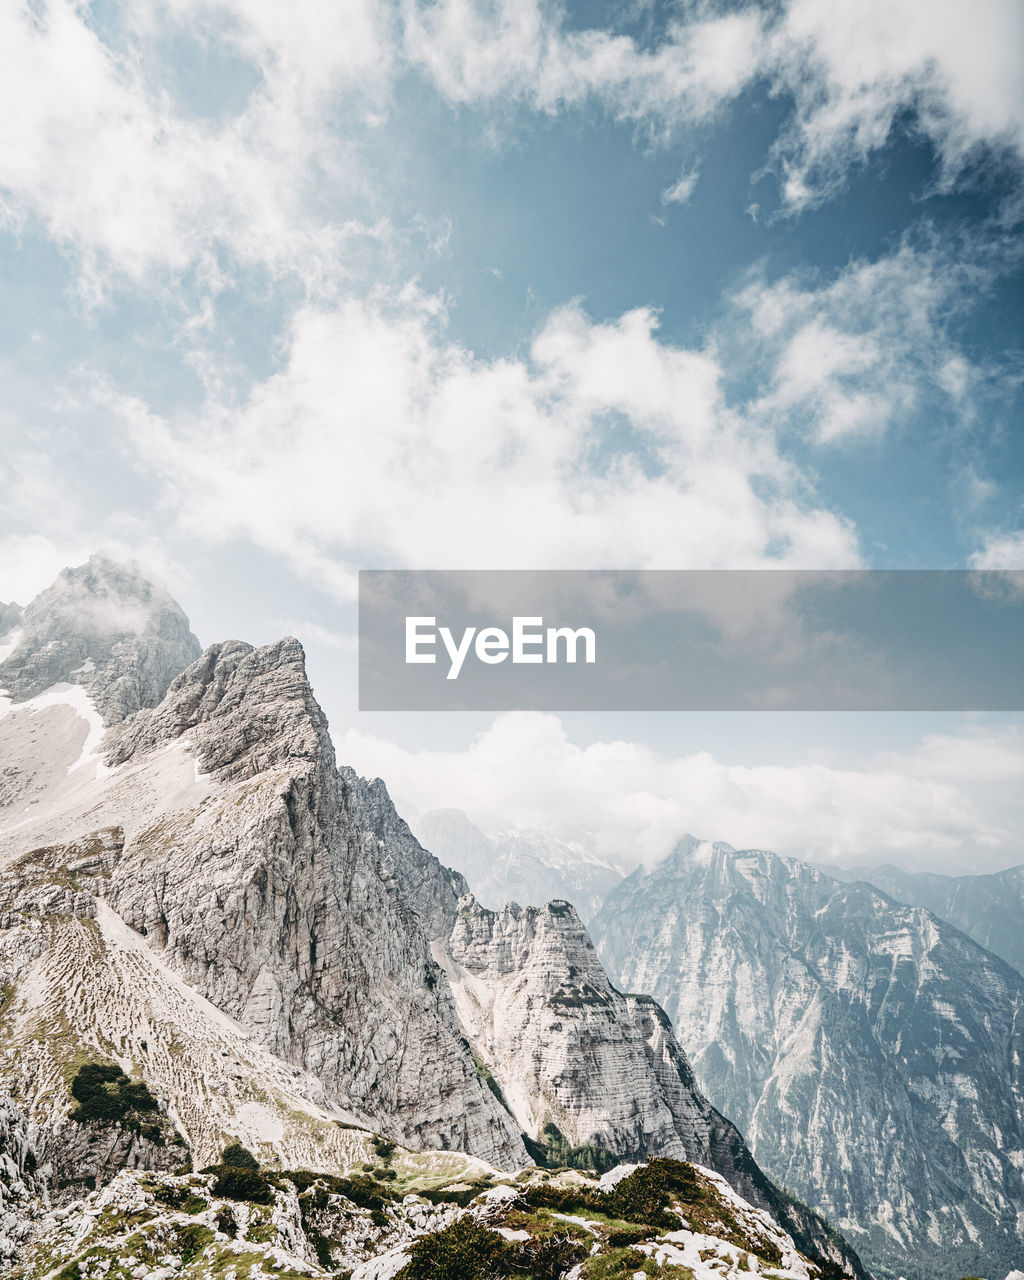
(92, 638, 526, 1167)
(0, 1089, 38, 1263)
(0, 555, 200, 724)
(0, 603, 20, 640)
(438, 895, 865, 1279)
(829, 859, 1024, 978)
(0, 564, 526, 1171)
(592, 837, 1024, 1280)
(443, 896, 730, 1160)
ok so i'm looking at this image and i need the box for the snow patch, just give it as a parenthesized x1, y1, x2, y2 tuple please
(0, 682, 108, 777)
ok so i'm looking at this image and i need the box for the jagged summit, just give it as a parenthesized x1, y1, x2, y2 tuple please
(0, 554, 201, 723)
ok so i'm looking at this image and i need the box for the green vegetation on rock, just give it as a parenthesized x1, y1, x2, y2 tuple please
(69, 1062, 159, 1127)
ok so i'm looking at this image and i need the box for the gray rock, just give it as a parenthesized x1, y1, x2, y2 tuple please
(0, 603, 21, 638)
(828, 859, 1024, 978)
(101, 636, 528, 1168)
(592, 835, 1024, 1280)
(441, 894, 865, 1280)
(0, 555, 201, 724)
(0, 1088, 38, 1261)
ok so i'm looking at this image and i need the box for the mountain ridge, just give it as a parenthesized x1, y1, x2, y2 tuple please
(592, 834, 1024, 1280)
(0, 560, 865, 1279)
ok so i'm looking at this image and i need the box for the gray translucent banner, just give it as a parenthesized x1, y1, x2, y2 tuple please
(358, 570, 1024, 711)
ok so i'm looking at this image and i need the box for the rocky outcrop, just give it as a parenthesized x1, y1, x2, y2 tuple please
(441, 895, 865, 1280)
(0, 620, 526, 1169)
(414, 809, 624, 925)
(13, 1153, 839, 1280)
(592, 836, 1024, 1280)
(349, 780, 469, 944)
(0, 555, 201, 723)
(0, 1089, 38, 1263)
(72, 637, 527, 1168)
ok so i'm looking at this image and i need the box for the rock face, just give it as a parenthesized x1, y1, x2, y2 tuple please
(828, 860, 1024, 978)
(0, 554, 201, 723)
(592, 836, 1024, 1280)
(0, 603, 21, 640)
(0, 632, 527, 1171)
(414, 809, 623, 925)
(0, 560, 866, 1279)
(440, 896, 865, 1280)
(0, 1088, 38, 1263)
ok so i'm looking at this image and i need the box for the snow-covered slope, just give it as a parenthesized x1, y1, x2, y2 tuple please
(592, 835, 1024, 1280)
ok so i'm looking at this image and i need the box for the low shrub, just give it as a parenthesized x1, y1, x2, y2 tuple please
(210, 1164, 273, 1205)
(70, 1063, 159, 1126)
(221, 1142, 259, 1170)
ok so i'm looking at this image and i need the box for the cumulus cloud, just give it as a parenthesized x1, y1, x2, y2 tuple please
(402, 0, 1024, 210)
(2, 0, 1019, 303)
(0, 0, 391, 298)
(766, 0, 1024, 209)
(63, 225, 1000, 593)
(402, 1, 765, 126)
(971, 530, 1024, 569)
(336, 711, 1024, 872)
(733, 238, 993, 443)
(97, 287, 862, 598)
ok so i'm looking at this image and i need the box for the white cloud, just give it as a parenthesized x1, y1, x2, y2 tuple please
(337, 712, 1024, 872)
(767, 0, 1024, 209)
(733, 239, 989, 443)
(971, 530, 1024, 569)
(0, 0, 391, 298)
(97, 288, 860, 598)
(401, 1, 764, 127)
(0, 534, 93, 607)
(402, 0, 1024, 209)
(661, 166, 700, 206)
(1, 0, 1019, 303)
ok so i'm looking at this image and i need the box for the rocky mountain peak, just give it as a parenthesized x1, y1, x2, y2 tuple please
(0, 554, 201, 724)
(107, 634, 329, 782)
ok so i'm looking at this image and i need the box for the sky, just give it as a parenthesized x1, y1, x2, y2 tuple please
(0, 0, 1022, 874)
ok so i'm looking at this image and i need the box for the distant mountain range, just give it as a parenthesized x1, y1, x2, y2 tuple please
(823, 860, 1024, 978)
(591, 836, 1024, 1280)
(413, 807, 624, 924)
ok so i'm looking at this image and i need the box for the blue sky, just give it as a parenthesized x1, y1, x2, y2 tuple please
(1, 0, 1022, 872)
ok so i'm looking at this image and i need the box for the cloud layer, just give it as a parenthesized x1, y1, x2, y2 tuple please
(2, 0, 1021, 300)
(338, 711, 1024, 872)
